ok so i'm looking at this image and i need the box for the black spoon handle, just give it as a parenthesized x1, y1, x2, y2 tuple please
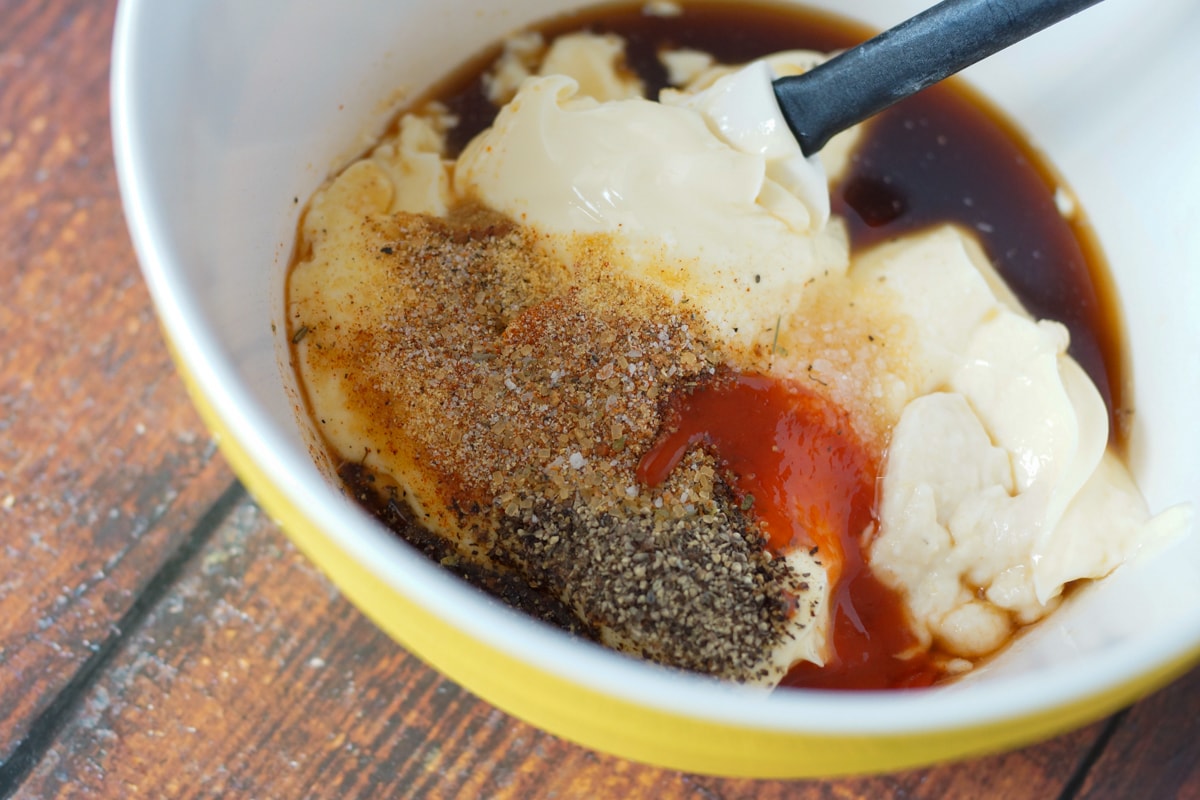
(774, 0, 1106, 156)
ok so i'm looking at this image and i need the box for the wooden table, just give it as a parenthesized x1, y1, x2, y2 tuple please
(2, 1, 1198, 797)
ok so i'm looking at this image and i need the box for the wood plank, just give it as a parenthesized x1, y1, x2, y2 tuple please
(1074, 666, 1200, 800)
(0, 0, 236, 765)
(9, 498, 1120, 799)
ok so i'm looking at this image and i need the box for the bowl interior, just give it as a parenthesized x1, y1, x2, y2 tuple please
(113, 0, 1200, 741)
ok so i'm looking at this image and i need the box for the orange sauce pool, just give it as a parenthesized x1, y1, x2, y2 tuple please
(638, 373, 938, 689)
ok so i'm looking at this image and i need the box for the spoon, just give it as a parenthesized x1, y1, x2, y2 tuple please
(774, 0, 1106, 156)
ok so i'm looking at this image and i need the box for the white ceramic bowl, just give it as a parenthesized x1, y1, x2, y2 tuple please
(111, 0, 1200, 777)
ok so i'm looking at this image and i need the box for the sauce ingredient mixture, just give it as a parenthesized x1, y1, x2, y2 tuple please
(287, 0, 1186, 689)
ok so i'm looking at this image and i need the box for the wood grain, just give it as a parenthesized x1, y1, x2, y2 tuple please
(0, 0, 236, 766)
(1075, 667, 1200, 800)
(9, 498, 1113, 799)
(1, 0, 1198, 797)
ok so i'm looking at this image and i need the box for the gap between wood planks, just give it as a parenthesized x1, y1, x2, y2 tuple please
(0, 481, 248, 800)
(1056, 709, 1128, 800)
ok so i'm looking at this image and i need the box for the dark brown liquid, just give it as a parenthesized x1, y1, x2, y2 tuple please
(423, 0, 1124, 434)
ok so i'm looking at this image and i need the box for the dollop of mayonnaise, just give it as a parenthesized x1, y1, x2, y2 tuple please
(861, 226, 1189, 658)
(662, 57, 830, 228)
(454, 60, 848, 352)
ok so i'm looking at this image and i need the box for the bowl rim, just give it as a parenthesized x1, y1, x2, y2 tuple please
(109, 0, 1200, 747)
